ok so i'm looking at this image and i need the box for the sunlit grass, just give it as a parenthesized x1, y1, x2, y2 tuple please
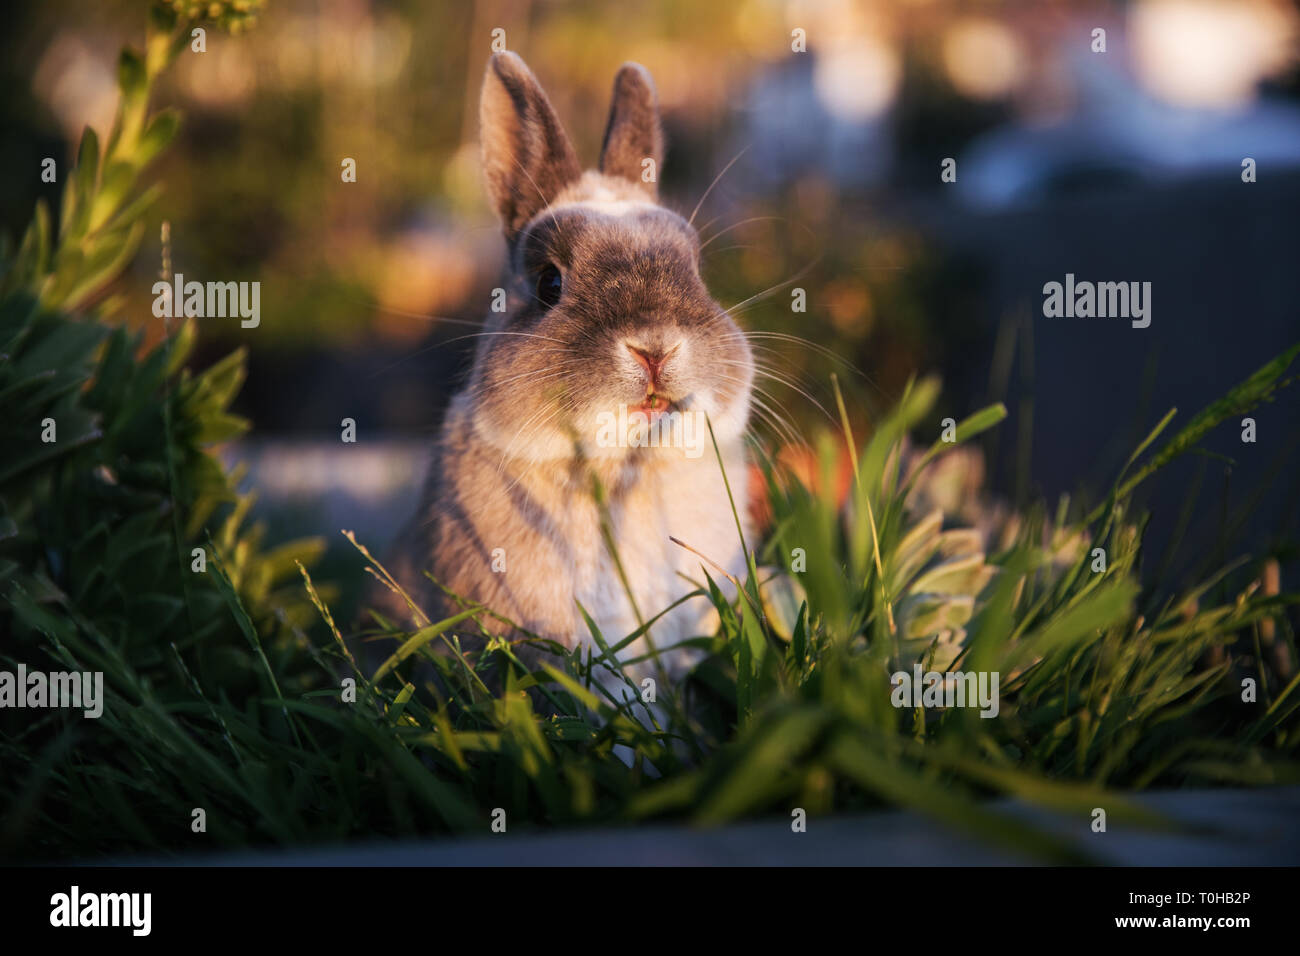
(9, 343, 1296, 863)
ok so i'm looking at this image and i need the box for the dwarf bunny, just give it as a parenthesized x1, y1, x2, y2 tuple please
(377, 52, 754, 699)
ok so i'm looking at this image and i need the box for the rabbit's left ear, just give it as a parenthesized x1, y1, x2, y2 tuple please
(598, 63, 663, 197)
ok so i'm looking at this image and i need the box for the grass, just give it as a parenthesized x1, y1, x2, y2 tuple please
(4, 340, 1297, 863)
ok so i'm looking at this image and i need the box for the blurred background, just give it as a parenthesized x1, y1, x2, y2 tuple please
(3, 0, 1298, 618)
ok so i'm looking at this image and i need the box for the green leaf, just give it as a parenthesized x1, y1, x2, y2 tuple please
(59, 126, 100, 239)
(372, 607, 482, 682)
(136, 109, 181, 168)
(1089, 342, 1300, 521)
(88, 161, 136, 233)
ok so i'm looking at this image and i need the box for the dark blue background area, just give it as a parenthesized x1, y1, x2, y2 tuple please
(916, 171, 1299, 587)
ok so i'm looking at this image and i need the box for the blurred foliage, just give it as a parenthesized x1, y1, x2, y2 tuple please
(156, 1, 263, 33)
(1, 0, 995, 438)
(0, 0, 329, 856)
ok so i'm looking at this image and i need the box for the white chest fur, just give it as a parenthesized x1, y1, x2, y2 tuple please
(562, 445, 748, 684)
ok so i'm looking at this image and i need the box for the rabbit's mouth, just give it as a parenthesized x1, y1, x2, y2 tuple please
(630, 392, 681, 421)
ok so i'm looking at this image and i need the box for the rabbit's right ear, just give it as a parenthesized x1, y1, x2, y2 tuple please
(480, 52, 581, 241)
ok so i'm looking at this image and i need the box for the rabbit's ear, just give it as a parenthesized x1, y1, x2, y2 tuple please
(598, 63, 663, 198)
(480, 52, 581, 240)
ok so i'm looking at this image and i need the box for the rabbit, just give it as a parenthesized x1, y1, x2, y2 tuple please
(374, 52, 754, 705)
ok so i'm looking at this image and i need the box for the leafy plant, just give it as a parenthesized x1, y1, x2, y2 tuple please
(0, 1, 323, 858)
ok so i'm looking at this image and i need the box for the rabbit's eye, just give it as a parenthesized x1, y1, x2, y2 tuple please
(535, 265, 562, 309)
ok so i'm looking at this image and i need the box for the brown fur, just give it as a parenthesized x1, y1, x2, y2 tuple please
(375, 53, 754, 694)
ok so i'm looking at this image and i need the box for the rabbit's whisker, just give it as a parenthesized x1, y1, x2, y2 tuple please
(698, 216, 787, 252)
(687, 145, 749, 228)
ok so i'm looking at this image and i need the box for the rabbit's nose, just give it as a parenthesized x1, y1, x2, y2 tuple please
(626, 341, 682, 391)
